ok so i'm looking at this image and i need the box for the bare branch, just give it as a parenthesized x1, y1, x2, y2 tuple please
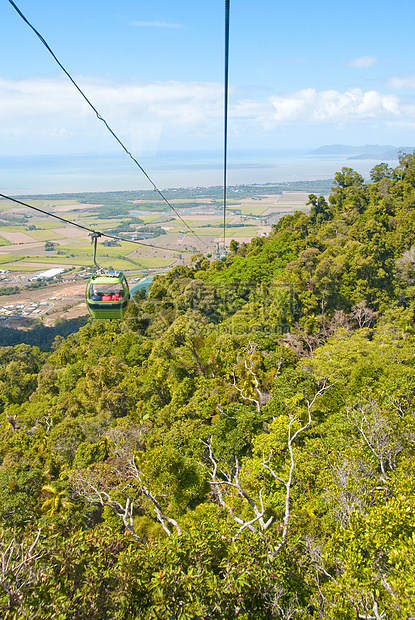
(70, 428, 182, 541)
(202, 382, 333, 551)
(200, 437, 272, 540)
(351, 301, 378, 329)
(325, 456, 376, 526)
(263, 381, 334, 553)
(346, 399, 403, 481)
(0, 529, 43, 609)
(216, 403, 236, 420)
(231, 370, 262, 413)
(230, 341, 271, 413)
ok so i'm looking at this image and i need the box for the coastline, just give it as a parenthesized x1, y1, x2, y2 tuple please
(0, 149, 399, 196)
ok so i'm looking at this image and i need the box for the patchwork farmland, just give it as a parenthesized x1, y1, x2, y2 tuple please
(0, 186, 317, 324)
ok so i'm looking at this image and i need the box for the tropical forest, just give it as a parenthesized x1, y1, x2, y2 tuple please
(2, 153, 415, 619)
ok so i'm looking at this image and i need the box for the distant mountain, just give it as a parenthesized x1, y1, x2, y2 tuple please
(348, 147, 414, 161)
(308, 144, 396, 156)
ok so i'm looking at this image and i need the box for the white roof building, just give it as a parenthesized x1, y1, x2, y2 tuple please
(30, 268, 65, 280)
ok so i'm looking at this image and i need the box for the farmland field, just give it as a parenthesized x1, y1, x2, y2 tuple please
(0, 184, 322, 324)
(0, 188, 316, 272)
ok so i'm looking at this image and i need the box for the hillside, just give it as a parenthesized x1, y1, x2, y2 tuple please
(308, 143, 396, 155)
(309, 143, 414, 161)
(1, 153, 415, 618)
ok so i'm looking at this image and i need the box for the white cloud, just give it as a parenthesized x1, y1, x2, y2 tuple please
(265, 88, 400, 124)
(130, 21, 182, 28)
(388, 74, 415, 89)
(0, 77, 410, 155)
(346, 56, 378, 68)
(0, 77, 223, 148)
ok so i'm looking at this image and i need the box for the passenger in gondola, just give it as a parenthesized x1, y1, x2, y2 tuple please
(91, 288, 102, 301)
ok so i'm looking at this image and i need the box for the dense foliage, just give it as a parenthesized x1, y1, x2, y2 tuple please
(2, 155, 415, 618)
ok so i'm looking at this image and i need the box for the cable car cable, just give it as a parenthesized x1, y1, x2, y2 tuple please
(223, 0, 230, 257)
(6, 0, 209, 248)
(0, 193, 192, 254)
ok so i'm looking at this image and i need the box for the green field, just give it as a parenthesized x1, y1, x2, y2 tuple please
(21, 255, 90, 265)
(237, 203, 270, 215)
(81, 217, 129, 228)
(278, 192, 310, 201)
(29, 219, 68, 229)
(188, 226, 261, 237)
(0, 200, 19, 211)
(27, 230, 67, 241)
(127, 256, 175, 269)
(22, 200, 82, 207)
(0, 263, 63, 273)
(142, 215, 166, 223)
(0, 226, 28, 232)
(0, 189, 314, 275)
(0, 254, 26, 265)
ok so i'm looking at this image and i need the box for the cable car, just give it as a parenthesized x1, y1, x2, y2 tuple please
(86, 270, 130, 319)
(85, 232, 130, 319)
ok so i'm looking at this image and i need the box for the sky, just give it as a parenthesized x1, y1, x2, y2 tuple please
(1, 0, 415, 161)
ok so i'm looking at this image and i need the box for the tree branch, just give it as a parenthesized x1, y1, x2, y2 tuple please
(200, 437, 273, 540)
(263, 380, 333, 553)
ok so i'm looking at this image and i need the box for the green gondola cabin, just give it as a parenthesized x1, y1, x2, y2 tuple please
(86, 270, 130, 319)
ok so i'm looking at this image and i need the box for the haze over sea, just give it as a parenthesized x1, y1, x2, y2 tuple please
(0, 149, 399, 196)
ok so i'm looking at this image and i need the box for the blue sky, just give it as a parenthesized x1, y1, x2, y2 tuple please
(1, 0, 415, 158)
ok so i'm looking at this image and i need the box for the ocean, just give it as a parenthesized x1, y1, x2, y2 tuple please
(0, 149, 399, 196)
